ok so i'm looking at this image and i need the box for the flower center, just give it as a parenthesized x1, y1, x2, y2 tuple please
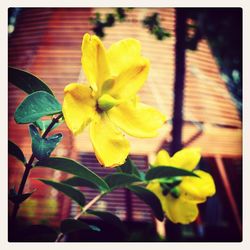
(170, 187, 181, 198)
(97, 94, 120, 111)
(160, 176, 182, 197)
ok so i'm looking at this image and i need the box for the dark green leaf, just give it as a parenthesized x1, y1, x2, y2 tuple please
(9, 187, 17, 196)
(34, 119, 63, 132)
(89, 225, 101, 232)
(35, 158, 109, 192)
(145, 166, 198, 181)
(128, 186, 164, 221)
(60, 219, 100, 234)
(14, 91, 62, 124)
(8, 140, 26, 164)
(37, 179, 85, 207)
(8, 191, 34, 204)
(87, 210, 125, 232)
(29, 125, 62, 160)
(62, 177, 99, 190)
(8, 67, 54, 96)
(117, 158, 142, 178)
(138, 171, 146, 180)
(104, 173, 141, 189)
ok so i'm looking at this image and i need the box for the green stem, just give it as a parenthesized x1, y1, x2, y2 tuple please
(55, 192, 105, 242)
(11, 113, 63, 221)
(130, 181, 147, 186)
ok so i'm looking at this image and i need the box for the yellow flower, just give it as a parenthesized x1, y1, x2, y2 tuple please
(62, 33, 166, 167)
(147, 148, 216, 224)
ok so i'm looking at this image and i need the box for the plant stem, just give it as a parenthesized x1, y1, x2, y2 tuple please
(74, 193, 104, 220)
(55, 192, 104, 242)
(10, 113, 63, 221)
(130, 181, 147, 186)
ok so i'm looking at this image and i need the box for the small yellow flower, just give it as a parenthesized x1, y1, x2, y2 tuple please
(147, 148, 216, 224)
(62, 33, 166, 167)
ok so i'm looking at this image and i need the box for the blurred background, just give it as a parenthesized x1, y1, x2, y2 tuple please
(8, 8, 242, 242)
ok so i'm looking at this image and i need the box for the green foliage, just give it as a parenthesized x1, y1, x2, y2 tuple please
(117, 158, 142, 179)
(8, 67, 54, 96)
(60, 219, 100, 234)
(8, 140, 26, 164)
(104, 173, 141, 190)
(128, 186, 164, 221)
(90, 8, 170, 41)
(90, 8, 127, 38)
(105, 13, 115, 27)
(142, 13, 171, 40)
(116, 8, 126, 21)
(145, 166, 198, 181)
(34, 119, 63, 132)
(62, 177, 99, 190)
(186, 9, 242, 113)
(37, 179, 85, 207)
(35, 157, 110, 192)
(8, 190, 34, 204)
(14, 91, 62, 124)
(29, 125, 62, 160)
(87, 210, 125, 232)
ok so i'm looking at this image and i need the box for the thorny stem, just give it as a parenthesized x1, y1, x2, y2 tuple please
(10, 113, 63, 221)
(55, 193, 105, 242)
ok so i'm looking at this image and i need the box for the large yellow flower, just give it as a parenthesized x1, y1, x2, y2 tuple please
(62, 33, 166, 167)
(147, 148, 216, 224)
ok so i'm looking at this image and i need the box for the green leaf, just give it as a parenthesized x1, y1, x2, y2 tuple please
(14, 91, 62, 124)
(62, 177, 99, 190)
(117, 158, 142, 179)
(8, 140, 26, 164)
(9, 187, 17, 197)
(60, 219, 100, 234)
(104, 173, 141, 190)
(87, 210, 125, 232)
(34, 119, 63, 132)
(35, 158, 110, 192)
(29, 124, 62, 160)
(8, 191, 34, 204)
(128, 186, 164, 221)
(8, 67, 54, 96)
(145, 166, 198, 181)
(37, 179, 85, 207)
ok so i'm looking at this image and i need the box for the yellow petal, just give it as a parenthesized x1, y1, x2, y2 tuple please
(107, 38, 141, 76)
(109, 57, 150, 99)
(108, 100, 166, 138)
(170, 148, 201, 171)
(147, 181, 168, 212)
(81, 33, 110, 94)
(164, 195, 199, 224)
(62, 83, 96, 135)
(89, 113, 130, 167)
(147, 181, 199, 224)
(180, 170, 216, 203)
(153, 150, 171, 167)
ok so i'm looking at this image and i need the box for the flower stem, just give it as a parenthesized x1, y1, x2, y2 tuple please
(10, 113, 63, 221)
(55, 192, 104, 242)
(74, 193, 104, 220)
(130, 181, 147, 186)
